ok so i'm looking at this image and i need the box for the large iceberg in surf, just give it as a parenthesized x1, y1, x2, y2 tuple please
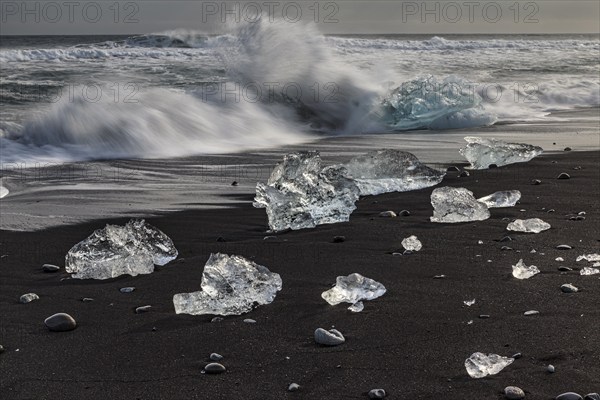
(173, 253, 282, 316)
(253, 151, 360, 232)
(460, 137, 543, 169)
(381, 76, 497, 130)
(430, 187, 490, 223)
(65, 219, 178, 279)
(341, 149, 445, 195)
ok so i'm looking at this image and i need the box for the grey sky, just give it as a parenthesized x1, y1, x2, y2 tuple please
(1, 1, 599, 35)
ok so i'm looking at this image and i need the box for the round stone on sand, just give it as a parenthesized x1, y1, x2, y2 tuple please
(314, 328, 345, 346)
(135, 305, 152, 313)
(557, 173, 571, 180)
(547, 364, 555, 373)
(333, 236, 346, 243)
(584, 394, 600, 400)
(399, 210, 410, 216)
(556, 245, 572, 250)
(19, 293, 39, 304)
(561, 283, 578, 293)
(378, 211, 396, 218)
(368, 389, 386, 399)
(288, 383, 300, 392)
(210, 353, 223, 361)
(42, 264, 60, 272)
(243, 318, 256, 324)
(204, 363, 226, 374)
(556, 393, 583, 400)
(120, 287, 135, 293)
(44, 313, 77, 332)
(504, 386, 525, 399)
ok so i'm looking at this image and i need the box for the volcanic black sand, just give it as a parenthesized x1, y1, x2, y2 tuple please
(1, 151, 598, 399)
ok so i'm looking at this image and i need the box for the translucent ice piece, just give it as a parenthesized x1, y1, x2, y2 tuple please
(464, 299, 476, 306)
(465, 352, 514, 378)
(348, 301, 364, 313)
(507, 218, 551, 233)
(342, 149, 445, 196)
(381, 75, 497, 131)
(580, 267, 600, 276)
(401, 235, 422, 251)
(253, 151, 360, 232)
(460, 137, 543, 169)
(477, 190, 521, 208)
(65, 219, 178, 279)
(322, 273, 386, 306)
(512, 259, 540, 279)
(430, 187, 490, 223)
(576, 253, 600, 262)
(173, 253, 282, 316)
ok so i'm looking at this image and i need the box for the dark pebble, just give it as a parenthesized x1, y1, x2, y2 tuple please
(573, 166, 582, 170)
(488, 164, 498, 169)
(558, 266, 573, 271)
(211, 317, 224, 323)
(556, 244, 572, 250)
(557, 173, 571, 180)
(458, 171, 470, 177)
(547, 209, 555, 213)
(511, 352, 522, 359)
(81, 298, 94, 302)
(0, 345, 4, 353)
(333, 236, 346, 243)
(231, 181, 238, 186)
(531, 179, 542, 185)
(556, 393, 583, 400)
(216, 236, 226, 242)
(399, 210, 411, 216)
(499, 236, 513, 242)
(584, 394, 600, 400)
(501, 246, 513, 251)
(42, 264, 60, 272)
(135, 305, 152, 313)
(204, 363, 226, 374)
(44, 313, 77, 332)
(479, 314, 490, 319)
(564, 147, 572, 151)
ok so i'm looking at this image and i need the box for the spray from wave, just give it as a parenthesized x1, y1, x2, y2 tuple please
(7, 19, 593, 163)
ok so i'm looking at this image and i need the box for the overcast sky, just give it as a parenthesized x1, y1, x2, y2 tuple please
(1, 1, 599, 35)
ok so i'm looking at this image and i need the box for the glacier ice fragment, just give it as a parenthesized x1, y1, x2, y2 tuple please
(477, 190, 521, 208)
(460, 137, 543, 169)
(580, 267, 600, 276)
(512, 259, 540, 279)
(173, 253, 282, 316)
(465, 352, 514, 378)
(322, 273, 386, 306)
(430, 186, 490, 223)
(342, 149, 445, 196)
(401, 235, 422, 251)
(576, 253, 600, 262)
(65, 219, 178, 279)
(253, 151, 360, 232)
(507, 218, 550, 233)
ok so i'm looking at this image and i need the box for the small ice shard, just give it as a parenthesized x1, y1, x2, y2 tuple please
(465, 352, 514, 378)
(459, 136, 543, 169)
(512, 259, 540, 279)
(314, 328, 345, 346)
(348, 301, 364, 312)
(576, 253, 600, 262)
(477, 190, 521, 208)
(65, 219, 178, 279)
(341, 149, 445, 196)
(322, 273, 386, 306)
(173, 253, 282, 316)
(401, 235, 422, 251)
(464, 299, 476, 306)
(524, 310, 539, 316)
(555, 257, 564, 262)
(253, 151, 360, 232)
(0, 185, 8, 199)
(507, 218, 551, 233)
(580, 267, 600, 276)
(430, 187, 490, 223)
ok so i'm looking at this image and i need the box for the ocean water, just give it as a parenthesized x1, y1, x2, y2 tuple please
(1, 21, 599, 163)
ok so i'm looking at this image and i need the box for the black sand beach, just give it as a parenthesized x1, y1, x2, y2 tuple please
(1, 150, 599, 399)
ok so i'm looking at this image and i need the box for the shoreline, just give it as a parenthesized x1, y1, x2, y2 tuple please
(1, 150, 598, 399)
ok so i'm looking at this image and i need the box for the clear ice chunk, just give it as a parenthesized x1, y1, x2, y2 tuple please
(381, 75, 497, 130)
(512, 259, 540, 279)
(401, 235, 422, 251)
(341, 149, 445, 196)
(507, 218, 551, 233)
(322, 273, 386, 306)
(580, 267, 600, 276)
(173, 253, 282, 316)
(348, 301, 364, 312)
(465, 352, 514, 378)
(253, 151, 360, 232)
(477, 190, 521, 208)
(430, 187, 490, 223)
(65, 219, 178, 279)
(576, 253, 600, 262)
(460, 137, 543, 169)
